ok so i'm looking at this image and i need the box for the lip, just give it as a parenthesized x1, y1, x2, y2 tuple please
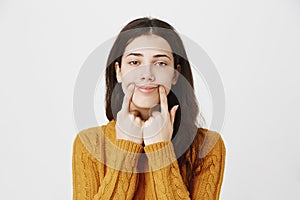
(137, 85, 158, 93)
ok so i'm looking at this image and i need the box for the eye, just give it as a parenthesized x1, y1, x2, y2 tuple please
(155, 61, 167, 67)
(128, 60, 140, 66)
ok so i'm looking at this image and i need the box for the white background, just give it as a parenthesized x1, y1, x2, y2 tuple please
(1, 0, 300, 199)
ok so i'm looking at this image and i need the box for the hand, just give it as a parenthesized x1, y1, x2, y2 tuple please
(115, 84, 144, 144)
(143, 86, 179, 146)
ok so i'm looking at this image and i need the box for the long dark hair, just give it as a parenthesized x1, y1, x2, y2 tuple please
(105, 17, 204, 189)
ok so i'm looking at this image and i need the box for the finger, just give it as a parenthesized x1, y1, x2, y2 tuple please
(151, 110, 161, 118)
(159, 85, 168, 115)
(122, 83, 135, 112)
(135, 116, 144, 127)
(144, 116, 153, 127)
(148, 104, 160, 116)
(170, 105, 179, 125)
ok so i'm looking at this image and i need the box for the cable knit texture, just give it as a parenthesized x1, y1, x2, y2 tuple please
(72, 120, 226, 200)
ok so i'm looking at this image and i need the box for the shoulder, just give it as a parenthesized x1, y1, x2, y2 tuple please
(197, 127, 226, 159)
(76, 126, 103, 151)
(77, 120, 115, 143)
(72, 126, 103, 156)
(73, 120, 116, 156)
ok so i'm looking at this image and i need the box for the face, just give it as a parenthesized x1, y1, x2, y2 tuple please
(115, 34, 179, 109)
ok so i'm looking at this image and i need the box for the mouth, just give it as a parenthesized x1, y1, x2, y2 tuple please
(136, 85, 158, 94)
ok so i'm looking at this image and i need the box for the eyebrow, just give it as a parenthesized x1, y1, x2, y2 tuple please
(125, 53, 171, 60)
(153, 54, 171, 60)
(126, 53, 143, 57)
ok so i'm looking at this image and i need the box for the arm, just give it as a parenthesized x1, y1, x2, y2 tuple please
(144, 142, 191, 200)
(72, 135, 143, 200)
(190, 134, 226, 200)
(142, 86, 189, 199)
(72, 135, 100, 200)
(144, 134, 226, 200)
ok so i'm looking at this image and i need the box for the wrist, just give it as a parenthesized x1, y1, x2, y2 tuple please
(117, 136, 143, 145)
(144, 138, 170, 146)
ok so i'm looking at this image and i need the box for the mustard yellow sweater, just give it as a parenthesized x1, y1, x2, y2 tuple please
(72, 120, 226, 199)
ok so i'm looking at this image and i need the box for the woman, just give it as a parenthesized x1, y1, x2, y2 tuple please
(72, 17, 226, 199)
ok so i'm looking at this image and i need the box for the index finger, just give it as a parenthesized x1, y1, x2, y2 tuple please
(159, 85, 168, 115)
(121, 83, 135, 112)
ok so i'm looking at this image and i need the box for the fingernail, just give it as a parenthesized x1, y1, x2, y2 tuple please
(174, 105, 179, 111)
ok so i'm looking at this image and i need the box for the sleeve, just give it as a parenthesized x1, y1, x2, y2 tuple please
(190, 134, 226, 200)
(144, 142, 191, 200)
(143, 134, 226, 200)
(72, 134, 143, 200)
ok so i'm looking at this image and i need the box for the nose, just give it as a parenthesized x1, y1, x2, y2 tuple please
(140, 65, 155, 82)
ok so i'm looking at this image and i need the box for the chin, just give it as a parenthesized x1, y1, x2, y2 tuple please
(132, 95, 159, 109)
(133, 100, 158, 109)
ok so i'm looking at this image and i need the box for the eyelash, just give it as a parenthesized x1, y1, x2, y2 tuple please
(128, 60, 140, 65)
(155, 61, 167, 67)
(128, 60, 168, 67)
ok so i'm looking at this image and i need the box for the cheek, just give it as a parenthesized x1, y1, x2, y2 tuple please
(158, 80, 172, 94)
(120, 69, 138, 93)
(154, 70, 174, 92)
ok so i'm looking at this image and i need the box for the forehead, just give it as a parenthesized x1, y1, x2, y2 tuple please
(124, 34, 172, 54)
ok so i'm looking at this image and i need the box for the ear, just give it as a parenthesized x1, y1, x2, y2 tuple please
(172, 64, 181, 85)
(114, 62, 122, 83)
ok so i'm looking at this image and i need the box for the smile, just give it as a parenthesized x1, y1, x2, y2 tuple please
(137, 85, 158, 93)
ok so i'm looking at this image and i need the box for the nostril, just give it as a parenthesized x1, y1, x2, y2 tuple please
(149, 76, 155, 81)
